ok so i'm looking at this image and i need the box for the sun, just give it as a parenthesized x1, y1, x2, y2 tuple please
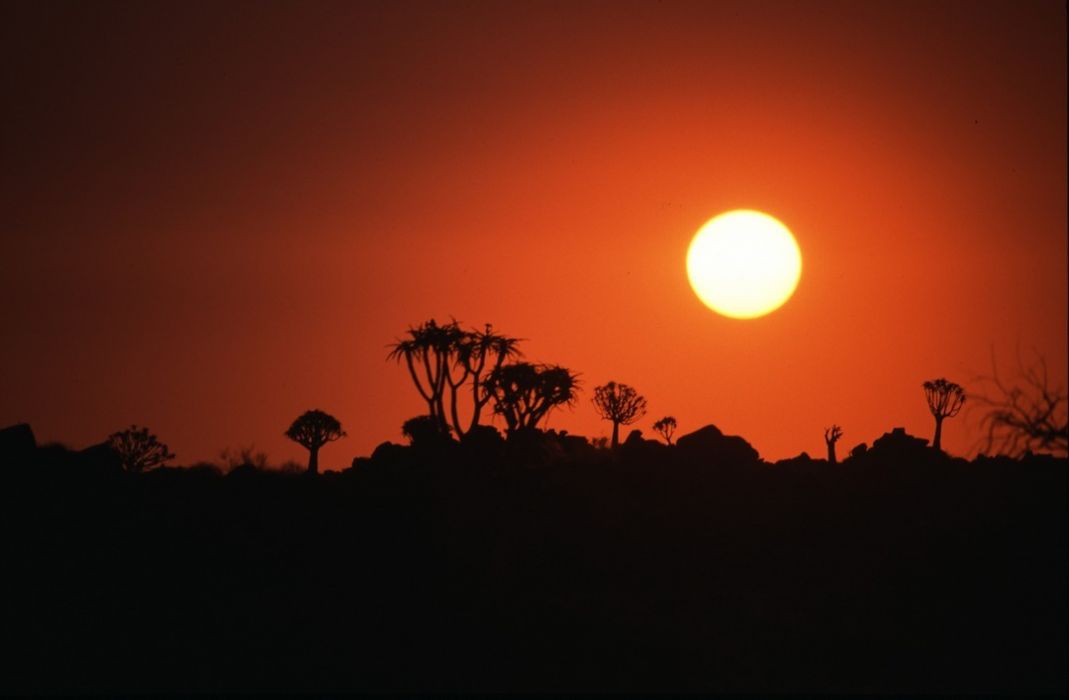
(686, 210, 802, 319)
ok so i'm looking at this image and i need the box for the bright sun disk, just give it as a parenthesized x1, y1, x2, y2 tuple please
(686, 209, 802, 319)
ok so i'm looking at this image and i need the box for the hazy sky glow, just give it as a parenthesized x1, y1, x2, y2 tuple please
(2, 0, 1065, 466)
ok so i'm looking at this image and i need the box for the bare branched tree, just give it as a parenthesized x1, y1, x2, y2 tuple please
(107, 425, 175, 473)
(485, 362, 579, 434)
(971, 350, 1068, 457)
(284, 409, 345, 474)
(923, 378, 966, 451)
(652, 416, 677, 445)
(592, 381, 648, 449)
(824, 425, 843, 464)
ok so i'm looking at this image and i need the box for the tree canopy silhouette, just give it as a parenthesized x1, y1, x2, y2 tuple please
(107, 425, 174, 473)
(285, 409, 345, 474)
(923, 378, 966, 451)
(592, 381, 648, 449)
(388, 319, 520, 439)
(652, 416, 677, 445)
(484, 362, 579, 434)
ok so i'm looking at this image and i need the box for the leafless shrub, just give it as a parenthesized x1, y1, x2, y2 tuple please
(970, 348, 1068, 457)
(219, 445, 269, 472)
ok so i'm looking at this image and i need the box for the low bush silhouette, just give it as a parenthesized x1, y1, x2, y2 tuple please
(401, 414, 453, 448)
(219, 445, 269, 471)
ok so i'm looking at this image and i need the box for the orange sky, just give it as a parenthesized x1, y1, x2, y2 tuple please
(2, 0, 1066, 466)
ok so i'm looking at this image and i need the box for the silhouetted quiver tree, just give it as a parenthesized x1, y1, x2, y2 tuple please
(484, 362, 579, 434)
(923, 378, 965, 451)
(652, 416, 677, 445)
(389, 319, 520, 439)
(452, 324, 521, 436)
(824, 425, 843, 464)
(388, 319, 460, 433)
(285, 409, 346, 474)
(107, 425, 174, 473)
(592, 381, 647, 449)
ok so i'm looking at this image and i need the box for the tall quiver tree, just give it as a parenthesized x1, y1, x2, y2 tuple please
(285, 409, 346, 474)
(824, 425, 843, 464)
(387, 320, 458, 433)
(452, 324, 521, 436)
(923, 378, 966, 451)
(389, 319, 520, 439)
(592, 381, 648, 449)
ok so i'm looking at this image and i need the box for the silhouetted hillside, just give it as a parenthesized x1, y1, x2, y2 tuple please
(1, 425, 1065, 693)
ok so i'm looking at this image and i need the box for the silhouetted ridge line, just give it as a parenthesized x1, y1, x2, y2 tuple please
(1, 419, 1064, 693)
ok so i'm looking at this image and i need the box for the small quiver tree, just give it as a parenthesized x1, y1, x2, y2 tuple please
(923, 378, 966, 452)
(652, 416, 677, 445)
(592, 381, 648, 449)
(285, 409, 346, 475)
(107, 425, 175, 473)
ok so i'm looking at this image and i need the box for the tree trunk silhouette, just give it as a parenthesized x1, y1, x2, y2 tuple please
(611, 421, 620, 449)
(307, 445, 320, 475)
(450, 384, 463, 440)
(827, 441, 837, 464)
(932, 416, 943, 451)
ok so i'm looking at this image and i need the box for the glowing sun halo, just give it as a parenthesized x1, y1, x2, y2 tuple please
(686, 210, 802, 319)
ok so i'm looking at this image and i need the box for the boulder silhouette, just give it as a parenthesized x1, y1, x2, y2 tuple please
(76, 442, 123, 477)
(370, 441, 410, 468)
(503, 427, 565, 466)
(774, 451, 825, 469)
(0, 423, 36, 464)
(675, 424, 760, 466)
(556, 431, 595, 458)
(349, 456, 373, 471)
(869, 427, 930, 462)
(619, 428, 667, 462)
(459, 424, 505, 462)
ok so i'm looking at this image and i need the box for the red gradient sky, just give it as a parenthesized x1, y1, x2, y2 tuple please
(2, 0, 1066, 467)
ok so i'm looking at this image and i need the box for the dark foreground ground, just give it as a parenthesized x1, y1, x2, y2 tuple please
(2, 439, 1065, 693)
